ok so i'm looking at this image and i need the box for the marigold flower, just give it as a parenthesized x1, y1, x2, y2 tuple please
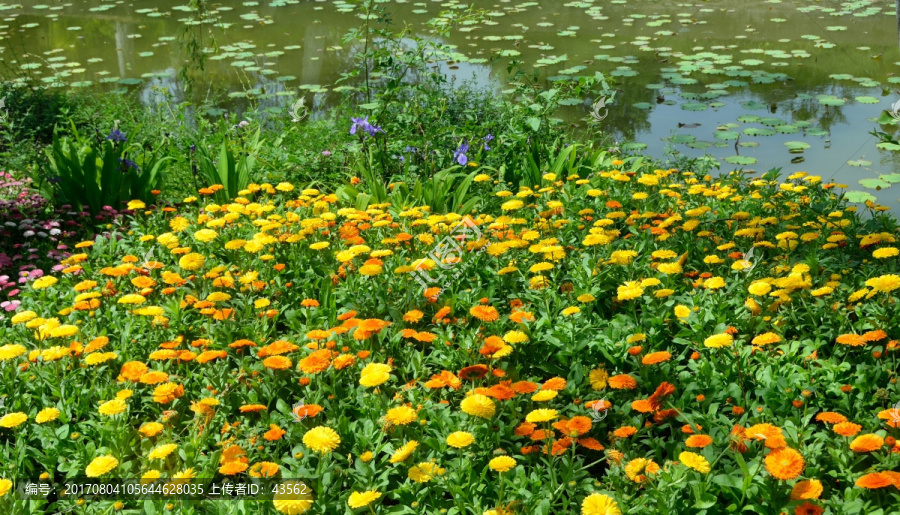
(849, 434, 884, 453)
(581, 493, 621, 515)
(303, 426, 340, 454)
(765, 447, 804, 480)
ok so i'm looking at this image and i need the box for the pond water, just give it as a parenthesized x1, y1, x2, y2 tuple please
(3, 0, 900, 204)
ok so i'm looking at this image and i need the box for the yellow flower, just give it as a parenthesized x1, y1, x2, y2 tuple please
(0, 344, 27, 361)
(589, 368, 608, 390)
(32, 276, 58, 290)
(679, 451, 711, 473)
(532, 390, 558, 402)
(10, 311, 37, 324)
(0, 479, 11, 498)
(35, 408, 61, 424)
(385, 406, 417, 426)
(359, 363, 391, 388)
(48, 324, 78, 338)
(98, 399, 127, 416)
(526, 409, 558, 423)
(865, 274, 900, 293)
(502, 331, 529, 344)
(178, 253, 206, 271)
(194, 229, 218, 242)
(0, 412, 28, 428)
(674, 305, 691, 319)
(303, 426, 340, 454)
(460, 394, 496, 418)
(446, 431, 475, 449)
(581, 493, 621, 515)
(872, 247, 899, 259)
(616, 281, 644, 301)
(703, 333, 733, 349)
(309, 242, 330, 250)
(389, 441, 418, 463)
(148, 443, 178, 460)
(488, 456, 517, 472)
(562, 306, 581, 316)
(748, 281, 772, 296)
(577, 294, 596, 303)
(408, 461, 445, 483)
(85, 455, 119, 477)
(348, 490, 381, 508)
(127, 200, 146, 210)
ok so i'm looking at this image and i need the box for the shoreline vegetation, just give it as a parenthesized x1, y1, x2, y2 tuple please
(0, 1, 899, 514)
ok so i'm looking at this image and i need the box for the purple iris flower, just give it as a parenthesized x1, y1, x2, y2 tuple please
(483, 134, 494, 151)
(349, 116, 382, 136)
(106, 129, 127, 143)
(453, 141, 469, 166)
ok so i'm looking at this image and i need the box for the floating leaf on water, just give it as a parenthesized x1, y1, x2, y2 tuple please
(714, 131, 739, 141)
(741, 100, 766, 110)
(784, 141, 810, 151)
(725, 155, 757, 165)
(855, 96, 879, 104)
(806, 128, 829, 136)
(670, 134, 696, 144)
(681, 102, 708, 111)
(775, 125, 799, 134)
(859, 178, 891, 190)
(759, 117, 786, 127)
(817, 95, 846, 106)
(847, 160, 872, 167)
(737, 115, 761, 123)
(633, 102, 652, 110)
(844, 190, 877, 203)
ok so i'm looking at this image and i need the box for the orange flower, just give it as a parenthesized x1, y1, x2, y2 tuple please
(219, 461, 249, 475)
(459, 365, 489, 380)
(833, 421, 862, 437)
(301, 299, 320, 308)
(631, 399, 655, 413)
(685, 435, 713, 448)
(613, 426, 637, 438)
(814, 412, 847, 424)
(403, 310, 424, 323)
(511, 381, 539, 394)
(239, 404, 267, 413)
(486, 384, 516, 401)
(541, 377, 567, 391)
(862, 329, 888, 341)
(765, 447, 804, 480)
(855, 472, 895, 489)
(642, 351, 672, 365)
(849, 434, 884, 453)
(196, 350, 227, 364)
(627, 346, 643, 356)
(263, 424, 286, 441)
(608, 374, 638, 390)
(836, 334, 866, 346)
(514, 422, 536, 436)
(509, 310, 534, 324)
(293, 404, 323, 420)
(576, 437, 604, 451)
(470, 305, 500, 322)
(118, 361, 149, 382)
(790, 479, 823, 500)
(793, 502, 824, 515)
(298, 349, 333, 374)
(263, 356, 292, 370)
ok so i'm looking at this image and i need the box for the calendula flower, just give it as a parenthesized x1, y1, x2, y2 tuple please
(704, 333, 733, 348)
(460, 394, 496, 418)
(446, 431, 475, 448)
(348, 490, 381, 508)
(488, 456, 517, 472)
(765, 447, 804, 480)
(303, 426, 340, 454)
(85, 455, 119, 477)
(359, 363, 391, 387)
(679, 452, 710, 473)
(581, 493, 621, 515)
(35, 408, 61, 424)
(0, 412, 28, 428)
